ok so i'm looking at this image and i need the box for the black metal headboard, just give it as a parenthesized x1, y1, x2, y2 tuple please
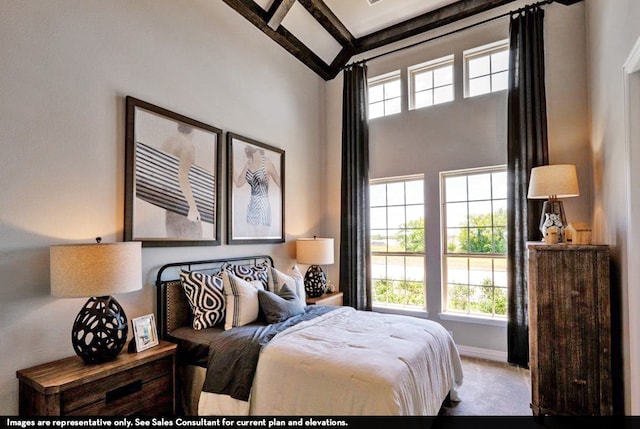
(154, 255, 274, 341)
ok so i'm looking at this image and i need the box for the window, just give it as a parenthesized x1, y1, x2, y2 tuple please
(441, 166, 507, 318)
(368, 71, 401, 119)
(464, 40, 509, 98)
(409, 55, 454, 110)
(370, 176, 425, 311)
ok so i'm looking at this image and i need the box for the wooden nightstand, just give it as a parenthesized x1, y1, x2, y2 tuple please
(306, 291, 343, 306)
(17, 340, 177, 416)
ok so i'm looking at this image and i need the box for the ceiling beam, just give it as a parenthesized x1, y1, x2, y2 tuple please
(267, 0, 296, 30)
(225, 0, 578, 81)
(297, 0, 356, 48)
(222, 0, 333, 80)
(328, 47, 355, 80)
(354, 0, 519, 55)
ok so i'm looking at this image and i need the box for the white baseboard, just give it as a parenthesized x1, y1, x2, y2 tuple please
(456, 344, 508, 362)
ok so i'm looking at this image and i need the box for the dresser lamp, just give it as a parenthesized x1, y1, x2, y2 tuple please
(527, 164, 579, 243)
(296, 237, 334, 298)
(50, 238, 142, 364)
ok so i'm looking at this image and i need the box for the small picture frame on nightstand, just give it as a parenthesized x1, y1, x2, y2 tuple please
(131, 314, 159, 352)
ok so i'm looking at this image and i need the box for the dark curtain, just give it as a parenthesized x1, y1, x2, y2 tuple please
(340, 63, 372, 311)
(506, 6, 549, 368)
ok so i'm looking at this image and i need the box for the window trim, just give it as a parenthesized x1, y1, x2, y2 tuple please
(376, 305, 429, 319)
(370, 174, 426, 312)
(367, 70, 402, 119)
(408, 54, 455, 110)
(438, 312, 507, 327)
(439, 164, 507, 320)
(370, 173, 424, 187)
(463, 39, 509, 98)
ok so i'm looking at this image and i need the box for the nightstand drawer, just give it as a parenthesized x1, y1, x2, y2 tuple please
(63, 356, 172, 415)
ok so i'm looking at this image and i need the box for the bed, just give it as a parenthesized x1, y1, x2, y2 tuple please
(155, 255, 464, 416)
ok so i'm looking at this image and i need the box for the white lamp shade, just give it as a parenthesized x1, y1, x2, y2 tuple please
(296, 238, 334, 265)
(50, 241, 142, 298)
(527, 164, 580, 199)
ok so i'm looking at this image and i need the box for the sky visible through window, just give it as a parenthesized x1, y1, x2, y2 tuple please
(467, 47, 509, 97)
(369, 76, 401, 119)
(412, 61, 454, 109)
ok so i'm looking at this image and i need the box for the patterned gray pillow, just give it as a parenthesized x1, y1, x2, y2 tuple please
(258, 284, 305, 324)
(180, 270, 225, 330)
(223, 262, 270, 290)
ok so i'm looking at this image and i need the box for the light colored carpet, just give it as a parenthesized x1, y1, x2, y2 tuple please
(439, 355, 532, 416)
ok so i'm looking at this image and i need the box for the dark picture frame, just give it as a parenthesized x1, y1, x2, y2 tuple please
(125, 96, 222, 247)
(227, 132, 285, 244)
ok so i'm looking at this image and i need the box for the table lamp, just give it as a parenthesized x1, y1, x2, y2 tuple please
(527, 164, 579, 243)
(50, 238, 142, 364)
(296, 237, 334, 298)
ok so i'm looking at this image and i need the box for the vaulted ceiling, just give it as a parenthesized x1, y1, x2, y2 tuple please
(222, 0, 582, 80)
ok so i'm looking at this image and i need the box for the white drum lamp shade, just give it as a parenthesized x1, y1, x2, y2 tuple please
(527, 164, 579, 242)
(296, 237, 334, 266)
(296, 237, 334, 298)
(50, 239, 142, 364)
(527, 164, 579, 199)
(51, 241, 142, 298)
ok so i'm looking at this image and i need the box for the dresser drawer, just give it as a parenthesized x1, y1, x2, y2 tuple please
(63, 356, 172, 415)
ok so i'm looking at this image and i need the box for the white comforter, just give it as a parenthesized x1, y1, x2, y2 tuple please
(199, 307, 463, 416)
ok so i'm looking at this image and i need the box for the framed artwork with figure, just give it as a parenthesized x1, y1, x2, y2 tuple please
(227, 132, 285, 244)
(124, 96, 222, 247)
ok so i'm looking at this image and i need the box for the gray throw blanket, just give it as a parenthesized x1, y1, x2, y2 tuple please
(202, 305, 336, 401)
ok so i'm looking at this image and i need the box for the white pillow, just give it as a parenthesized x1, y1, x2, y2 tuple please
(268, 265, 306, 302)
(221, 270, 264, 330)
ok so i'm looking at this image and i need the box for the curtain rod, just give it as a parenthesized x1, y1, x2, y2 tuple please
(343, 0, 553, 69)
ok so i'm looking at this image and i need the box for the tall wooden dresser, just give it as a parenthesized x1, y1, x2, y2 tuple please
(527, 243, 612, 416)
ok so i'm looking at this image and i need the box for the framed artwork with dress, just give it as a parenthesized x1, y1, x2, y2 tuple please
(227, 132, 285, 244)
(124, 96, 222, 247)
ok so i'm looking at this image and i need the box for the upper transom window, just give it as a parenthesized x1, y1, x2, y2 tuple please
(409, 55, 454, 110)
(464, 40, 509, 98)
(368, 70, 401, 120)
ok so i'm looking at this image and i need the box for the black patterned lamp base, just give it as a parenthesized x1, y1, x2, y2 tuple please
(72, 296, 128, 364)
(304, 265, 327, 298)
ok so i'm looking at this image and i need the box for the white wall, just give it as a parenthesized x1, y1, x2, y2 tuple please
(0, 0, 325, 414)
(325, 0, 590, 353)
(585, 0, 640, 414)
